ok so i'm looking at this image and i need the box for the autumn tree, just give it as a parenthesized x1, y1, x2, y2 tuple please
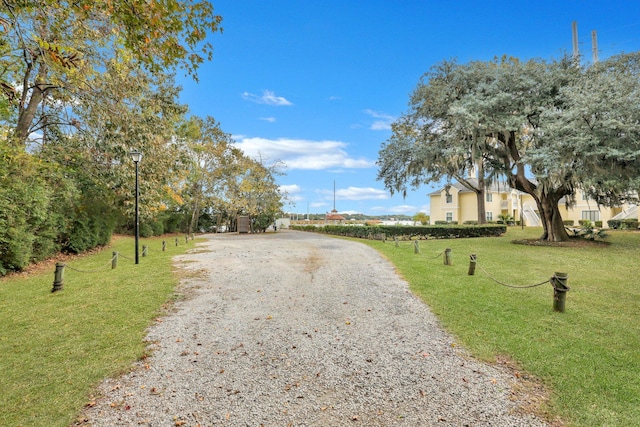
(413, 212, 429, 225)
(236, 157, 285, 232)
(0, 0, 222, 147)
(176, 115, 238, 234)
(378, 54, 640, 242)
(0, 0, 223, 271)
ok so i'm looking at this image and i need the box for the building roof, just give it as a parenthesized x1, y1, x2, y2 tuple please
(326, 209, 345, 221)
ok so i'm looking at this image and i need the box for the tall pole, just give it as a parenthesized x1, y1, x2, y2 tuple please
(134, 159, 140, 264)
(130, 150, 142, 264)
(572, 21, 580, 66)
(592, 30, 599, 64)
(333, 180, 336, 211)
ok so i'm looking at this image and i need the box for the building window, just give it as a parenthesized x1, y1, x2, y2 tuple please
(486, 212, 493, 221)
(446, 212, 453, 222)
(582, 210, 599, 221)
(582, 192, 589, 201)
(486, 193, 493, 202)
(445, 194, 453, 203)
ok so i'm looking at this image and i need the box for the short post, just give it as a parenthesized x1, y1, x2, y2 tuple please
(175, 237, 179, 246)
(382, 233, 386, 243)
(142, 245, 148, 257)
(191, 233, 195, 240)
(468, 254, 476, 275)
(112, 251, 118, 269)
(413, 240, 420, 254)
(551, 272, 569, 313)
(162, 240, 166, 252)
(444, 248, 452, 266)
(185, 234, 188, 244)
(52, 263, 65, 292)
(394, 236, 399, 247)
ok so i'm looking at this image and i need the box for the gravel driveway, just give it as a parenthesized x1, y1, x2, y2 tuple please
(82, 230, 548, 426)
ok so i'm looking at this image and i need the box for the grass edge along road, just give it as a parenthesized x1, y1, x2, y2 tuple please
(361, 227, 640, 427)
(0, 235, 197, 427)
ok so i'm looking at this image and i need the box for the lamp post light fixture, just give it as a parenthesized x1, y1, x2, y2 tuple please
(130, 150, 142, 264)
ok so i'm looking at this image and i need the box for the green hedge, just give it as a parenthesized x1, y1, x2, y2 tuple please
(608, 219, 639, 230)
(290, 224, 507, 239)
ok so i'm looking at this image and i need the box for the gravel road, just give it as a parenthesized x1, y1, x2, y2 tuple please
(81, 230, 548, 426)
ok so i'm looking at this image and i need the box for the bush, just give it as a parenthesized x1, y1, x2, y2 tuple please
(608, 219, 639, 230)
(291, 224, 507, 240)
(563, 220, 575, 226)
(0, 147, 58, 274)
(150, 220, 165, 236)
(139, 222, 155, 238)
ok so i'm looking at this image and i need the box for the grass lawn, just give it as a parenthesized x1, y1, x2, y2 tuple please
(361, 227, 640, 427)
(0, 235, 196, 427)
(2, 228, 639, 426)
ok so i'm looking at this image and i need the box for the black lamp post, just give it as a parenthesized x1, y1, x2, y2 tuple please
(130, 150, 142, 264)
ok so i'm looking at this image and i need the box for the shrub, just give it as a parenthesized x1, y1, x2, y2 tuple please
(291, 224, 507, 240)
(563, 220, 575, 226)
(0, 147, 57, 273)
(608, 219, 620, 229)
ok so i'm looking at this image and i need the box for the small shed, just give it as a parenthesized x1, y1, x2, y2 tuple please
(238, 216, 250, 233)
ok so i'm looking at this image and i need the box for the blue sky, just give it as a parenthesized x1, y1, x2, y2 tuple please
(178, 0, 640, 217)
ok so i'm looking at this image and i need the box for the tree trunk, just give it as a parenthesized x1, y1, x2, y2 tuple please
(189, 200, 200, 235)
(475, 188, 487, 224)
(14, 64, 49, 146)
(536, 193, 569, 242)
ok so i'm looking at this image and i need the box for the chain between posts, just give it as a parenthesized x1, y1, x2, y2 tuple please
(63, 254, 119, 273)
(475, 260, 552, 289)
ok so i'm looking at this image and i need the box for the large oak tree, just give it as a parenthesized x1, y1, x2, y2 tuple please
(378, 54, 640, 241)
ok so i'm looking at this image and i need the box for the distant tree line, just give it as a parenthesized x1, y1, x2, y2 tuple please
(0, 1, 285, 274)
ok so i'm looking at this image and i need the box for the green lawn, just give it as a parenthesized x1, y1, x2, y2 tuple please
(2, 229, 639, 426)
(361, 227, 640, 427)
(0, 235, 195, 427)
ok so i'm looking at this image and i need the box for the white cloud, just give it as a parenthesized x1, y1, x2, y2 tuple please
(364, 109, 395, 131)
(318, 186, 390, 201)
(235, 137, 373, 170)
(260, 117, 277, 122)
(242, 90, 293, 106)
(280, 184, 301, 195)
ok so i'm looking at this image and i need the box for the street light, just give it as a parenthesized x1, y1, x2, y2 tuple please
(130, 150, 142, 264)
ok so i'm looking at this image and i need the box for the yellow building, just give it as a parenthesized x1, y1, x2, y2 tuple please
(429, 182, 636, 227)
